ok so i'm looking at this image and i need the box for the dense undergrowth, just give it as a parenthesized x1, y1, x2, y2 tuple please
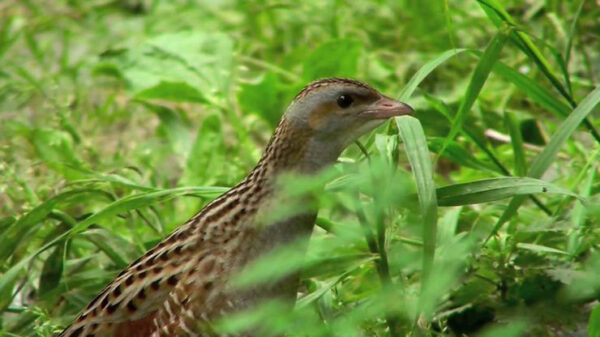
(1, 0, 600, 336)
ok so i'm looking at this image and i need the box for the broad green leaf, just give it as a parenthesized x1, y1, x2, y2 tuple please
(238, 72, 282, 126)
(91, 62, 123, 79)
(303, 40, 361, 79)
(136, 81, 207, 103)
(102, 32, 233, 102)
(489, 86, 600, 239)
(396, 116, 437, 284)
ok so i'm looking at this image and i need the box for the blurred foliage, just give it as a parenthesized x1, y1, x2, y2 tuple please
(1, 0, 600, 336)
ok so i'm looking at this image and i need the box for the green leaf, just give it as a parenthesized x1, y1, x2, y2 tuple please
(478, 0, 568, 100)
(181, 114, 225, 186)
(0, 216, 16, 233)
(103, 32, 233, 102)
(516, 243, 568, 255)
(423, 93, 508, 175)
(140, 101, 192, 164)
(29, 128, 84, 179)
(0, 189, 109, 264)
(398, 48, 467, 101)
(589, 303, 600, 337)
(477, 0, 600, 143)
(480, 321, 527, 337)
(428, 137, 500, 173)
(0, 186, 227, 312)
(439, 29, 509, 158)
(303, 40, 361, 79)
(136, 81, 207, 103)
(70, 186, 227, 236)
(81, 228, 139, 268)
(396, 116, 437, 286)
(437, 177, 581, 206)
(489, 86, 600, 240)
(504, 111, 527, 176)
(0, 258, 27, 310)
(238, 72, 282, 126)
(91, 62, 123, 79)
(38, 244, 65, 295)
(492, 61, 570, 118)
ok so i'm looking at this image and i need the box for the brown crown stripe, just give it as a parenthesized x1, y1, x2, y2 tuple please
(294, 77, 373, 101)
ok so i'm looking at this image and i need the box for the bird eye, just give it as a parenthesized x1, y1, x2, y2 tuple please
(337, 95, 353, 108)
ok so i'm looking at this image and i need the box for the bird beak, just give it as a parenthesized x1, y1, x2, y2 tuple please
(365, 96, 414, 119)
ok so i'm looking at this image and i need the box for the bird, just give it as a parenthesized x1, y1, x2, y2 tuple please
(59, 78, 413, 337)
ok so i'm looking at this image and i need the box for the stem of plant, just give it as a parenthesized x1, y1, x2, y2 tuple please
(353, 199, 400, 337)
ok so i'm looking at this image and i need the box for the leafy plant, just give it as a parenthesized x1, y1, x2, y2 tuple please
(1, 1, 599, 336)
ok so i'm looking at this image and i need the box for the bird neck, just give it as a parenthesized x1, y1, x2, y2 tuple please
(232, 118, 338, 244)
(247, 118, 341, 183)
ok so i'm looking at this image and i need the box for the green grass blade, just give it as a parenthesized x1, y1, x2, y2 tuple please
(396, 116, 437, 286)
(528, 88, 600, 178)
(478, 0, 600, 143)
(0, 186, 227, 309)
(437, 177, 582, 206)
(70, 186, 227, 235)
(516, 243, 568, 255)
(398, 48, 466, 101)
(0, 258, 28, 310)
(439, 29, 509, 157)
(488, 86, 600, 240)
(504, 111, 527, 176)
(565, 0, 585, 66)
(428, 138, 501, 174)
(588, 303, 600, 337)
(477, 0, 567, 99)
(492, 61, 571, 118)
(0, 189, 111, 264)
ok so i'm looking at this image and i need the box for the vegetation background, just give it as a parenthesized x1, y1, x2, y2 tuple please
(1, 0, 599, 336)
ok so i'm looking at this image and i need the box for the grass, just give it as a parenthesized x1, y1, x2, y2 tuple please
(1, 0, 600, 336)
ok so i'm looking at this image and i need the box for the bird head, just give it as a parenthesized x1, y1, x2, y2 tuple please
(280, 78, 413, 168)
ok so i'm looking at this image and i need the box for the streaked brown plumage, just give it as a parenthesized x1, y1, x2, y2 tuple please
(59, 78, 413, 337)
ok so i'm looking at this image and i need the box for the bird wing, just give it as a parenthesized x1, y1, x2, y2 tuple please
(60, 180, 261, 337)
(59, 220, 224, 337)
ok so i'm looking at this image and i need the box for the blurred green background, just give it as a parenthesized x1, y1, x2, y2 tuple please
(1, 0, 599, 336)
